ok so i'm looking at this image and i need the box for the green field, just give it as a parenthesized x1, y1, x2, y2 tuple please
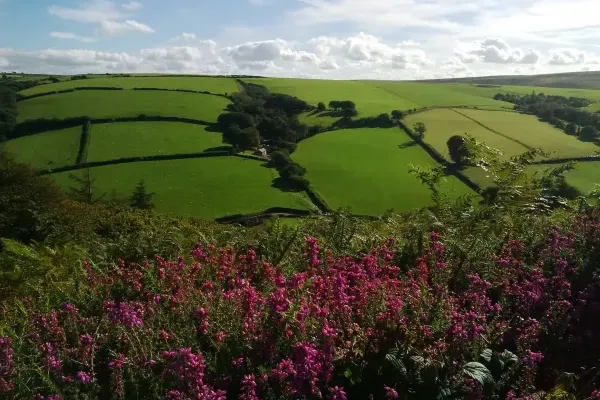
(404, 109, 529, 160)
(365, 82, 513, 110)
(245, 78, 422, 117)
(292, 127, 472, 215)
(457, 109, 599, 158)
(530, 162, 600, 194)
(446, 83, 600, 103)
(4, 127, 82, 169)
(49, 157, 314, 219)
(87, 122, 225, 162)
(18, 90, 229, 122)
(19, 76, 239, 96)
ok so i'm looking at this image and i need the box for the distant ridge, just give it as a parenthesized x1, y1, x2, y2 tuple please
(420, 70, 600, 90)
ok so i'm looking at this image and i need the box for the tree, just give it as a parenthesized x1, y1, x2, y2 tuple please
(130, 180, 155, 210)
(68, 168, 106, 203)
(342, 108, 358, 118)
(222, 124, 260, 151)
(414, 122, 427, 141)
(447, 135, 471, 165)
(0, 83, 18, 139)
(565, 123, 578, 135)
(580, 125, 600, 142)
(317, 102, 326, 112)
(391, 110, 404, 121)
(1, 73, 7, 80)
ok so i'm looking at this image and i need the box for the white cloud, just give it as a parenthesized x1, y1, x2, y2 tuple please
(3, 32, 600, 79)
(100, 20, 154, 34)
(121, 1, 142, 11)
(548, 49, 587, 65)
(48, 0, 124, 23)
(48, 0, 153, 36)
(50, 32, 96, 43)
(456, 38, 540, 64)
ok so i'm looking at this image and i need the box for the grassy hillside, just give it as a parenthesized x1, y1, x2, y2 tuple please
(19, 76, 239, 96)
(3, 126, 82, 169)
(245, 78, 421, 116)
(424, 70, 600, 90)
(50, 157, 314, 218)
(18, 90, 229, 122)
(404, 109, 529, 161)
(87, 122, 225, 162)
(293, 127, 472, 215)
(458, 109, 600, 158)
(364, 81, 513, 109)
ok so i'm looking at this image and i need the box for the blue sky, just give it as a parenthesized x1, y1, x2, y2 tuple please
(1, 0, 600, 78)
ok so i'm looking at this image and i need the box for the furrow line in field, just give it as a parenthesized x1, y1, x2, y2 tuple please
(450, 108, 533, 150)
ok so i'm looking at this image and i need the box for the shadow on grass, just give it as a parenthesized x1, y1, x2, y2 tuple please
(204, 123, 221, 133)
(398, 141, 418, 150)
(203, 145, 232, 153)
(271, 176, 301, 193)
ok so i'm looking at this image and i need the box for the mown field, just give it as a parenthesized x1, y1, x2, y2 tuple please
(245, 78, 422, 116)
(404, 109, 529, 161)
(50, 157, 314, 219)
(365, 82, 514, 109)
(87, 122, 225, 162)
(17, 90, 229, 122)
(457, 109, 600, 158)
(292, 127, 472, 215)
(4, 126, 82, 169)
(19, 77, 239, 96)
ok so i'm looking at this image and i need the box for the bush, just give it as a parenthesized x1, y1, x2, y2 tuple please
(447, 135, 471, 165)
(287, 174, 310, 190)
(279, 162, 306, 179)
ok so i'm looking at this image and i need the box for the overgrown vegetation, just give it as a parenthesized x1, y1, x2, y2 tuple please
(2, 137, 600, 399)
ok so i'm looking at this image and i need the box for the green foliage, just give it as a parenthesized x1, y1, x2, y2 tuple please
(129, 180, 155, 210)
(67, 168, 106, 204)
(462, 362, 494, 387)
(391, 109, 404, 121)
(317, 102, 326, 111)
(447, 135, 471, 165)
(414, 121, 427, 140)
(579, 125, 599, 142)
(0, 82, 18, 138)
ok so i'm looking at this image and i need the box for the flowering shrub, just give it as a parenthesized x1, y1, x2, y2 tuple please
(3, 212, 600, 399)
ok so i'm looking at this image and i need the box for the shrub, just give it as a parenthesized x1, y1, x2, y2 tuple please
(447, 135, 471, 165)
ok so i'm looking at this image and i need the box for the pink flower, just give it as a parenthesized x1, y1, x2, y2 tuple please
(384, 385, 399, 399)
(76, 371, 92, 384)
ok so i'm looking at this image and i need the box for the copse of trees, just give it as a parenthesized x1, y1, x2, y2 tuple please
(217, 82, 312, 152)
(0, 82, 18, 140)
(269, 149, 309, 191)
(328, 100, 356, 112)
(391, 110, 404, 121)
(317, 102, 326, 112)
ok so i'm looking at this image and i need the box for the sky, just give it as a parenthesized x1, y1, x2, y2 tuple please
(1, 0, 600, 79)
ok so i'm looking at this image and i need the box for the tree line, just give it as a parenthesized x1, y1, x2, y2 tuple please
(495, 91, 600, 143)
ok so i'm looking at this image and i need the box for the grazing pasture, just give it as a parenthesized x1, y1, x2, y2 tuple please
(17, 90, 230, 122)
(457, 109, 600, 158)
(292, 127, 472, 215)
(49, 157, 314, 219)
(3, 126, 82, 169)
(403, 109, 529, 161)
(18, 76, 239, 96)
(87, 122, 225, 162)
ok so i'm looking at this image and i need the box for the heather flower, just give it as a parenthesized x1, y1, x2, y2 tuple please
(522, 350, 544, 368)
(0, 337, 14, 394)
(239, 374, 259, 400)
(76, 371, 93, 384)
(216, 331, 227, 343)
(107, 301, 143, 328)
(79, 334, 93, 346)
(329, 386, 347, 400)
(384, 385, 399, 399)
(35, 395, 64, 400)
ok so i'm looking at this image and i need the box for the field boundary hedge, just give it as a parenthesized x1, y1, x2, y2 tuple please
(76, 119, 92, 164)
(215, 207, 312, 224)
(305, 185, 333, 213)
(17, 86, 231, 101)
(450, 108, 533, 150)
(397, 120, 482, 193)
(39, 151, 231, 175)
(11, 116, 216, 138)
